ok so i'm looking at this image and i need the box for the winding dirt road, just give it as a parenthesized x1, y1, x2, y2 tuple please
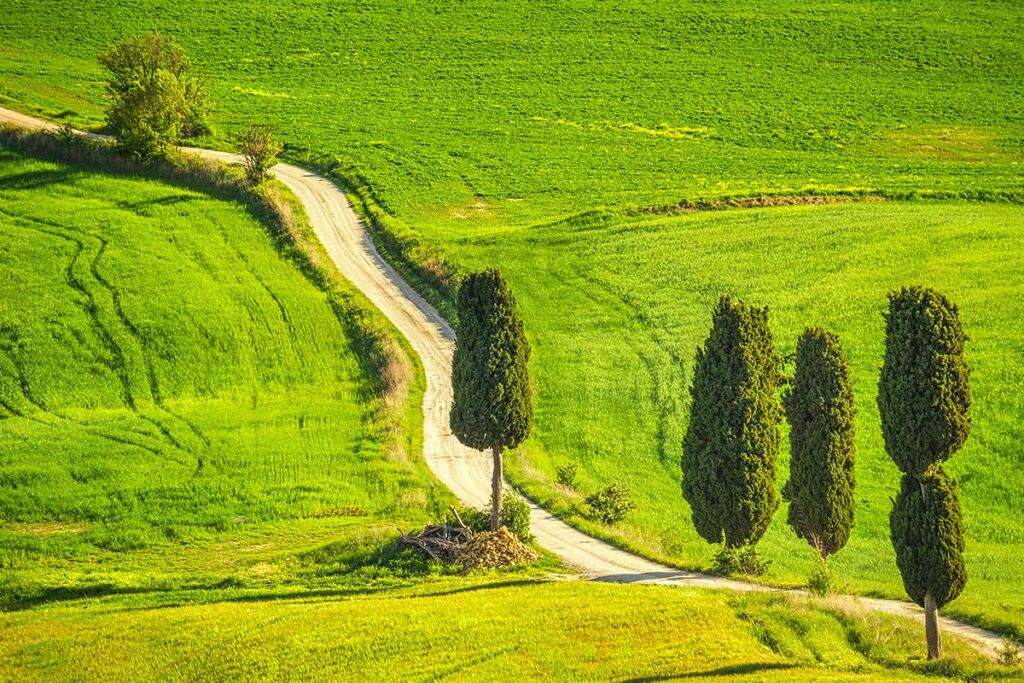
(0, 105, 1014, 658)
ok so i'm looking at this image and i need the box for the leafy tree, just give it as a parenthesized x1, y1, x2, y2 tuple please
(241, 125, 283, 185)
(783, 327, 856, 562)
(878, 286, 971, 478)
(450, 269, 532, 531)
(879, 286, 971, 660)
(99, 33, 210, 158)
(682, 294, 782, 553)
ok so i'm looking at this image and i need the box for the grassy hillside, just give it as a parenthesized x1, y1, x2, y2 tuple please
(442, 201, 1024, 639)
(0, 581, 1009, 681)
(1, 1, 1022, 227)
(2, 0, 1023, 656)
(0, 142, 446, 606)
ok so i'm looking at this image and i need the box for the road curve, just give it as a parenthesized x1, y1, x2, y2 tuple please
(0, 106, 1015, 658)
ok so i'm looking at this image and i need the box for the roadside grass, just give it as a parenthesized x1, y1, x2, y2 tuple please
(0, 142, 447, 606)
(442, 201, 1024, 641)
(0, 580, 1015, 682)
(0, 1, 1022, 227)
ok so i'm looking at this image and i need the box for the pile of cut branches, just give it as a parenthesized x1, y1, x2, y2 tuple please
(398, 507, 474, 562)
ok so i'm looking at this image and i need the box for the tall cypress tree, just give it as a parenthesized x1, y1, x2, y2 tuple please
(450, 269, 533, 531)
(682, 295, 782, 552)
(783, 327, 856, 561)
(878, 286, 971, 660)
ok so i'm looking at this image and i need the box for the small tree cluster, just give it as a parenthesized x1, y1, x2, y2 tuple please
(450, 269, 533, 531)
(682, 295, 782, 555)
(99, 33, 209, 159)
(783, 327, 856, 563)
(879, 286, 971, 660)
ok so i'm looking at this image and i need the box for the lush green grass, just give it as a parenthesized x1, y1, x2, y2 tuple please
(440, 201, 1024, 640)
(1, 1, 1022, 228)
(0, 580, 1012, 681)
(3, 0, 1023, 661)
(0, 144, 447, 605)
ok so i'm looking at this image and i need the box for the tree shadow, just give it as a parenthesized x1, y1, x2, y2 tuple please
(0, 168, 79, 191)
(622, 662, 797, 681)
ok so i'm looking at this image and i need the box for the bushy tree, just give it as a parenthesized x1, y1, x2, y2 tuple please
(682, 295, 782, 552)
(783, 327, 856, 561)
(241, 125, 283, 185)
(99, 33, 210, 158)
(879, 286, 971, 660)
(878, 286, 971, 478)
(450, 269, 532, 531)
(890, 470, 966, 610)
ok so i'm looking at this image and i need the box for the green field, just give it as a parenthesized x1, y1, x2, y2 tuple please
(445, 201, 1024, 639)
(2, 0, 1023, 669)
(1, 0, 1022, 226)
(0, 143, 446, 606)
(0, 581, 1008, 681)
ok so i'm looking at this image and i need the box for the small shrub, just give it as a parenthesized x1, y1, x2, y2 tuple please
(712, 545, 769, 576)
(807, 554, 837, 596)
(501, 491, 532, 542)
(241, 125, 283, 185)
(556, 462, 579, 489)
(453, 507, 490, 533)
(585, 482, 635, 524)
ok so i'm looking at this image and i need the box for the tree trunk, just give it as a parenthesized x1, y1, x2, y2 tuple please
(490, 445, 503, 531)
(925, 591, 942, 660)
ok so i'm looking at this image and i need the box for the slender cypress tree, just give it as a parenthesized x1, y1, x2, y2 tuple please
(783, 327, 856, 561)
(878, 286, 970, 660)
(682, 294, 782, 551)
(450, 269, 532, 531)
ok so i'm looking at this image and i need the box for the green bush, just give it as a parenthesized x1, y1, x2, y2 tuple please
(556, 463, 579, 489)
(585, 482, 635, 525)
(241, 125, 283, 185)
(501, 492, 532, 542)
(99, 32, 210, 158)
(711, 545, 769, 576)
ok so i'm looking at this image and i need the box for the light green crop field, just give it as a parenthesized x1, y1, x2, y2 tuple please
(0, 581, 1009, 682)
(0, 145, 446, 607)
(1, 0, 1022, 226)
(444, 201, 1024, 639)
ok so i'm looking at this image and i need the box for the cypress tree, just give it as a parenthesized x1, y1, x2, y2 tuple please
(878, 287, 971, 478)
(450, 269, 533, 531)
(682, 294, 782, 552)
(878, 285, 971, 660)
(783, 327, 856, 561)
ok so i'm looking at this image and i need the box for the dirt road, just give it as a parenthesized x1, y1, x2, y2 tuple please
(0, 106, 1014, 658)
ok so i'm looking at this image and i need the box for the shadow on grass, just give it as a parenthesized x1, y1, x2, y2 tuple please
(4, 577, 549, 614)
(622, 662, 797, 681)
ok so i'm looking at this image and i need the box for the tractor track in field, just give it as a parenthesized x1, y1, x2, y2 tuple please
(0, 105, 1017, 659)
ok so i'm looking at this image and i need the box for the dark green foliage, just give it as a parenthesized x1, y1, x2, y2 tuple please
(682, 295, 783, 549)
(712, 546, 769, 577)
(556, 463, 579, 489)
(450, 269, 532, 452)
(890, 469, 966, 609)
(99, 32, 210, 158)
(501, 492, 532, 542)
(783, 327, 856, 559)
(878, 286, 971, 478)
(584, 482, 636, 525)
